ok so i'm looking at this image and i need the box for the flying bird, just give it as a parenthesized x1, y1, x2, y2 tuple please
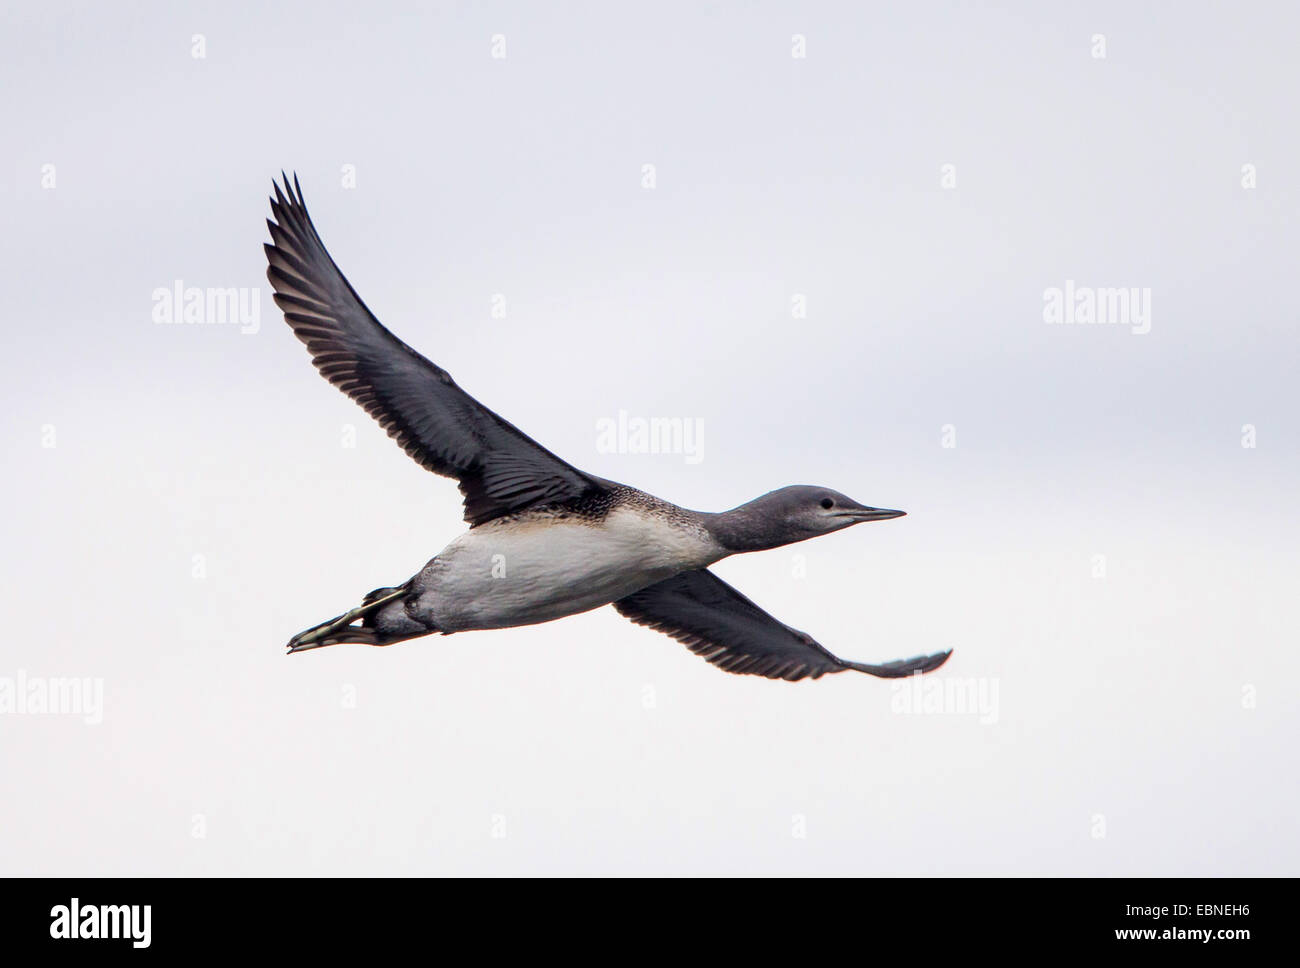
(265, 175, 951, 681)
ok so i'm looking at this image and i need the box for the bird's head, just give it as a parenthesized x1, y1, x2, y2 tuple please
(706, 485, 905, 553)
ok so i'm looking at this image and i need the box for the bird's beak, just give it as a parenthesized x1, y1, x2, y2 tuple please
(835, 506, 906, 523)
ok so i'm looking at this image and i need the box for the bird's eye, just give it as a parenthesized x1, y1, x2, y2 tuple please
(820, 498, 834, 509)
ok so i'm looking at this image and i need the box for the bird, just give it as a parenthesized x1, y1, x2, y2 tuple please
(264, 174, 952, 682)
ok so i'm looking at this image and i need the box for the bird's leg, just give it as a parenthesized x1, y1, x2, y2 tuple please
(286, 588, 409, 653)
(286, 608, 366, 652)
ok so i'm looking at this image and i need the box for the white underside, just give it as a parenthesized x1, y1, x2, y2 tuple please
(410, 508, 725, 633)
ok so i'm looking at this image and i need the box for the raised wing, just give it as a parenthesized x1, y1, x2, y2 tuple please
(264, 174, 603, 526)
(615, 569, 952, 681)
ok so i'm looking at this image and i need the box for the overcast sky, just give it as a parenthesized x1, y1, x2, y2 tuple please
(1, 0, 1296, 874)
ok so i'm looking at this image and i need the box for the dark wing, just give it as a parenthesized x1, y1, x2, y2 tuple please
(264, 174, 604, 527)
(615, 569, 952, 682)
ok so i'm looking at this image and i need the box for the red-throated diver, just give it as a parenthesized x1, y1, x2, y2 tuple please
(265, 175, 951, 681)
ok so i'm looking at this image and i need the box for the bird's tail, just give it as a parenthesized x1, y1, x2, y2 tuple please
(285, 584, 428, 653)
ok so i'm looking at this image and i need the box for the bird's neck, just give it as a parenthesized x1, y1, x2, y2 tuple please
(700, 507, 787, 554)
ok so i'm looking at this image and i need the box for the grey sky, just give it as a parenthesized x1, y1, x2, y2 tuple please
(1, 1, 1296, 874)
